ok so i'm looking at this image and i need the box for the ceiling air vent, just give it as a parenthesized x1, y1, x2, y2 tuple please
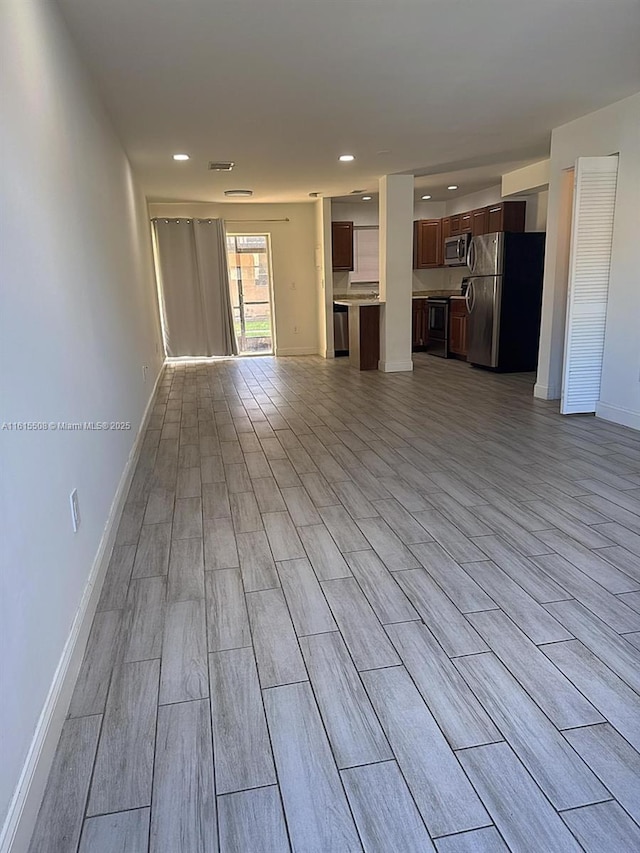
(208, 161, 235, 171)
(350, 189, 365, 194)
(224, 189, 253, 197)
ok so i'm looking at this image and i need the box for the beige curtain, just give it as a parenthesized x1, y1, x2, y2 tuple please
(152, 218, 238, 357)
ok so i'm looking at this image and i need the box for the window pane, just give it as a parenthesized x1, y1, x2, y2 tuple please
(350, 227, 379, 283)
(226, 234, 273, 355)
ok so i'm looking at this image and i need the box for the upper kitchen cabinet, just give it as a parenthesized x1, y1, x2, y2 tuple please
(332, 221, 354, 271)
(413, 219, 442, 269)
(441, 217, 452, 261)
(487, 201, 526, 233)
(450, 215, 461, 235)
(460, 211, 473, 233)
(472, 207, 489, 235)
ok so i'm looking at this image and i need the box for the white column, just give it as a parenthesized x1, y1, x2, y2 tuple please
(315, 197, 334, 358)
(378, 174, 414, 372)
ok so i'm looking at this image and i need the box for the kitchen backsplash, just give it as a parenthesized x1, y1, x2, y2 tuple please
(412, 266, 467, 292)
(333, 265, 468, 297)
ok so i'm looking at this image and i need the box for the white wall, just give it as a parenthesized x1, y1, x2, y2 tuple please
(150, 202, 319, 356)
(535, 93, 640, 429)
(0, 0, 163, 840)
(331, 200, 380, 227)
(445, 185, 503, 216)
(525, 190, 548, 231)
(502, 159, 550, 197)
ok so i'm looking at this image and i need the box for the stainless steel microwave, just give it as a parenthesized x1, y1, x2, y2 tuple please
(443, 232, 471, 267)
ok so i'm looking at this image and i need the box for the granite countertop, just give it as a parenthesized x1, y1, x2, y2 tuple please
(412, 289, 463, 298)
(333, 294, 377, 301)
(333, 289, 462, 301)
(333, 298, 384, 307)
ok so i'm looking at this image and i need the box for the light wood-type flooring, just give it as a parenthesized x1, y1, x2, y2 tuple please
(29, 354, 640, 852)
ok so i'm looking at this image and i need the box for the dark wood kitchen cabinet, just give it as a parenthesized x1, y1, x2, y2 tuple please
(413, 219, 442, 269)
(331, 221, 354, 271)
(459, 211, 473, 233)
(412, 298, 428, 351)
(449, 297, 468, 359)
(487, 201, 526, 233)
(450, 214, 461, 235)
(472, 207, 489, 236)
(348, 304, 380, 370)
(441, 217, 452, 260)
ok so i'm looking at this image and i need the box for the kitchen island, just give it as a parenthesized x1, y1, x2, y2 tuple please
(333, 299, 383, 370)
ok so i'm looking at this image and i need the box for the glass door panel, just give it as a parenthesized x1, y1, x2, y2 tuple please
(226, 234, 274, 355)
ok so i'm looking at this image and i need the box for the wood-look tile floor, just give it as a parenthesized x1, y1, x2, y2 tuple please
(29, 354, 640, 852)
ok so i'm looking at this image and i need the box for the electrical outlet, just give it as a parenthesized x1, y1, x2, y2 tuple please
(70, 489, 80, 533)
(293, 325, 299, 335)
(290, 281, 297, 290)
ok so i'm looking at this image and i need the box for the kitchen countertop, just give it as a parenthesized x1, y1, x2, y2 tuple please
(412, 290, 463, 298)
(333, 298, 384, 307)
(333, 290, 461, 302)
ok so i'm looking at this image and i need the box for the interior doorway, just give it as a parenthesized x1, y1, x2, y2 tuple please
(226, 234, 275, 355)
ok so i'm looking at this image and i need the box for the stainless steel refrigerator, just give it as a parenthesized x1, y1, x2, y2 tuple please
(465, 231, 546, 372)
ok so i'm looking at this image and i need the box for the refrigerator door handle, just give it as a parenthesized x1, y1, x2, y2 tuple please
(467, 239, 476, 274)
(465, 280, 475, 314)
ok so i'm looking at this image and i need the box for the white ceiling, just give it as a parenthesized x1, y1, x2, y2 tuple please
(57, 0, 640, 204)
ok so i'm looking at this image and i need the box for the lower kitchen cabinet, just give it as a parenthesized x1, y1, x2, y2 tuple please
(412, 299, 428, 351)
(449, 297, 467, 359)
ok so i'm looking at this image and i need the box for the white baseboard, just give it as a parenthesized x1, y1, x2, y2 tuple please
(596, 401, 640, 432)
(275, 346, 318, 356)
(533, 381, 560, 400)
(0, 363, 165, 853)
(378, 360, 414, 373)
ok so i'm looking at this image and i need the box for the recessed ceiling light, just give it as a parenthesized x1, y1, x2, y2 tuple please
(173, 153, 190, 161)
(362, 196, 372, 201)
(447, 185, 458, 190)
(339, 154, 355, 162)
(421, 194, 432, 200)
(224, 189, 253, 197)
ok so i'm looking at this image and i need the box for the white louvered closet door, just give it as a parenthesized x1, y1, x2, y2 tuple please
(561, 155, 619, 415)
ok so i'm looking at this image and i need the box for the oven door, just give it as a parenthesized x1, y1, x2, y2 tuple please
(444, 235, 468, 266)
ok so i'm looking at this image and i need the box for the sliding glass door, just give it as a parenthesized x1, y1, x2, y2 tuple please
(226, 234, 274, 355)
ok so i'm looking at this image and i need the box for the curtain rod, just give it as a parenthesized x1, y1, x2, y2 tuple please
(150, 217, 290, 223)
